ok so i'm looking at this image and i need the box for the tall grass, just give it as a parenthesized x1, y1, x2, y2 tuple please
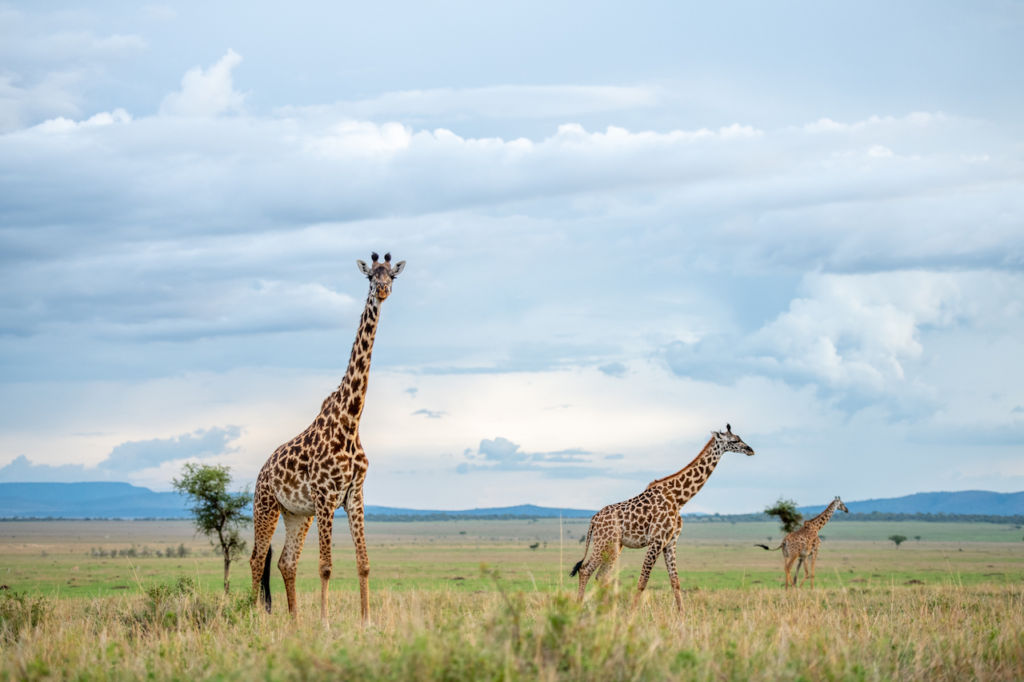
(1, 576, 1021, 681)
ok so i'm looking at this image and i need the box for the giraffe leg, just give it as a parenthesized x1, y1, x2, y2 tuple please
(249, 484, 279, 612)
(783, 553, 798, 589)
(795, 555, 807, 588)
(809, 548, 819, 588)
(278, 511, 313, 618)
(345, 487, 371, 626)
(662, 542, 684, 615)
(632, 543, 663, 609)
(576, 537, 618, 602)
(314, 498, 336, 629)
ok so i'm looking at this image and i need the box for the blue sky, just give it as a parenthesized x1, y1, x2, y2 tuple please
(1, 1, 1022, 513)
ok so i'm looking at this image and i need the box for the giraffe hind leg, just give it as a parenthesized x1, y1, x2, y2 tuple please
(576, 538, 618, 602)
(249, 485, 279, 613)
(783, 553, 798, 589)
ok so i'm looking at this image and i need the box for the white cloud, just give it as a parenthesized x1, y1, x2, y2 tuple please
(750, 271, 963, 390)
(282, 84, 663, 122)
(159, 49, 245, 117)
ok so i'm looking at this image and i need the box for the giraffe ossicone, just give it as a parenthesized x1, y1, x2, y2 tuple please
(249, 252, 406, 627)
(570, 425, 755, 614)
(754, 495, 849, 588)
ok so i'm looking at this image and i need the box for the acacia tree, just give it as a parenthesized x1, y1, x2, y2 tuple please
(173, 463, 252, 593)
(889, 534, 908, 549)
(765, 498, 804, 533)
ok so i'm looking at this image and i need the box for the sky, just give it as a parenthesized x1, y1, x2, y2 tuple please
(1, 1, 1022, 513)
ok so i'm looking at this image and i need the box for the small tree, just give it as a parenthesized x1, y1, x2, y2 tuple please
(173, 463, 252, 593)
(888, 534, 908, 549)
(765, 498, 804, 533)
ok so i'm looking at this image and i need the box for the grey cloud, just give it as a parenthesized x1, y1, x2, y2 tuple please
(411, 408, 445, 419)
(458, 437, 607, 477)
(598, 361, 627, 378)
(0, 426, 240, 482)
(101, 426, 241, 473)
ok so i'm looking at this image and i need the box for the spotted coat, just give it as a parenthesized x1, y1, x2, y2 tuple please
(571, 425, 755, 614)
(249, 253, 405, 627)
(756, 496, 849, 588)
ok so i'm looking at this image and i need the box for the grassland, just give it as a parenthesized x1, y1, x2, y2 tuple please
(1, 519, 1022, 680)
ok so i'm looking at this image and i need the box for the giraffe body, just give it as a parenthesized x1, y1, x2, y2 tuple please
(249, 252, 405, 627)
(571, 425, 754, 613)
(756, 496, 848, 588)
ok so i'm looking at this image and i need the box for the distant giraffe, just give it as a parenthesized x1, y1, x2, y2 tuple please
(249, 252, 405, 627)
(570, 425, 755, 613)
(755, 496, 849, 588)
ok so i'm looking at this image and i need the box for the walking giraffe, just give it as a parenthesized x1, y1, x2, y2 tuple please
(249, 252, 405, 627)
(570, 424, 755, 613)
(755, 496, 849, 588)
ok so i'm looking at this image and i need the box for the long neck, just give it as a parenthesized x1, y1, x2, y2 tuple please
(646, 437, 725, 510)
(328, 293, 382, 429)
(805, 500, 840, 532)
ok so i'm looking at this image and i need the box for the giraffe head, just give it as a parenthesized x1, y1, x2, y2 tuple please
(713, 423, 755, 456)
(834, 496, 849, 513)
(356, 252, 406, 301)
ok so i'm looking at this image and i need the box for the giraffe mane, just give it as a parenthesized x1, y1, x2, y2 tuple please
(645, 436, 715, 489)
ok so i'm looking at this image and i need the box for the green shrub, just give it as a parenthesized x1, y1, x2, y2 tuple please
(0, 590, 52, 643)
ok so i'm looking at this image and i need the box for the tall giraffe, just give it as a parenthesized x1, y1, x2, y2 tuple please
(755, 495, 848, 588)
(249, 252, 405, 627)
(570, 425, 755, 613)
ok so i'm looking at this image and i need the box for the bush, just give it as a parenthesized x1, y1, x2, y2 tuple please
(0, 591, 52, 643)
(124, 577, 220, 634)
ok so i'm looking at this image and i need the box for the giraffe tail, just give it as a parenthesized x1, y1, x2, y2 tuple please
(569, 524, 593, 577)
(754, 543, 782, 551)
(259, 546, 273, 612)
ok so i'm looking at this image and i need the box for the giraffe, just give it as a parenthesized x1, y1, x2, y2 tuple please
(755, 495, 849, 588)
(570, 424, 755, 613)
(249, 251, 405, 627)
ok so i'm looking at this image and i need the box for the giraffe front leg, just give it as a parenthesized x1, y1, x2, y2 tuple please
(279, 512, 313, 618)
(632, 543, 662, 610)
(345, 486, 371, 626)
(662, 542, 684, 615)
(314, 498, 336, 629)
(809, 548, 819, 588)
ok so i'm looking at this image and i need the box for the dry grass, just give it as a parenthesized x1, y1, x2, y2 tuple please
(1, 520, 1022, 680)
(1, 577, 1022, 681)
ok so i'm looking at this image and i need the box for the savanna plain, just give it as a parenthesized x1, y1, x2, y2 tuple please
(1, 518, 1022, 680)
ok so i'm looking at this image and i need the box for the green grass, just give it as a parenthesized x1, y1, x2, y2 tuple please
(2, 519, 1022, 597)
(1, 519, 1022, 680)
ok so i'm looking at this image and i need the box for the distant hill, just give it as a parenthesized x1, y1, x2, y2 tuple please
(0, 483, 593, 519)
(0, 482, 1021, 519)
(364, 503, 595, 519)
(0, 482, 189, 519)
(795, 490, 1024, 517)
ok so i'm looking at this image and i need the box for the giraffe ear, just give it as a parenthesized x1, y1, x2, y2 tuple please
(356, 260, 371, 276)
(392, 260, 406, 276)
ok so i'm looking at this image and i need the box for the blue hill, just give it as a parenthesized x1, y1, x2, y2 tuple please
(796, 490, 1024, 516)
(0, 482, 1021, 519)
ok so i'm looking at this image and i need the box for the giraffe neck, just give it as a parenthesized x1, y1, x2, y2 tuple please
(327, 292, 382, 431)
(647, 437, 725, 510)
(805, 500, 840, 532)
